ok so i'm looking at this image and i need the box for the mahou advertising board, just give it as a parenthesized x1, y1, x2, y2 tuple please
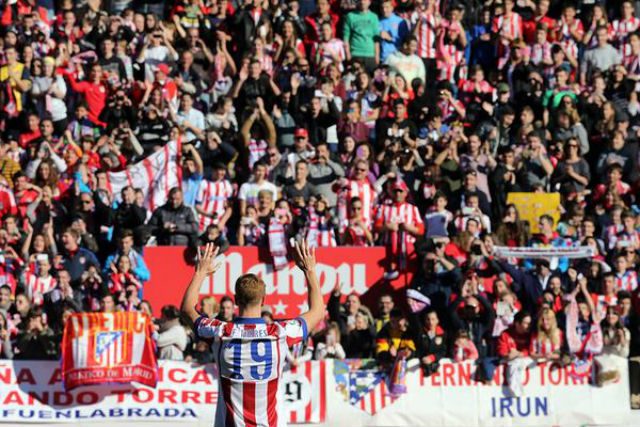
(144, 246, 389, 317)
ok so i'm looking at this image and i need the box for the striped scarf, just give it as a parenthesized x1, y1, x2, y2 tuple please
(306, 208, 337, 248)
(268, 217, 289, 270)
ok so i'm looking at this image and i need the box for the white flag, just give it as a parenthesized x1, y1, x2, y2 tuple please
(107, 139, 182, 211)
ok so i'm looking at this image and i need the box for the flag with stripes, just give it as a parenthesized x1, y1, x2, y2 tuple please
(284, 361, 326, 424)
(348, 370, 397, 415)
(61, 312, 158, 390)
(107, 138, 181, 212)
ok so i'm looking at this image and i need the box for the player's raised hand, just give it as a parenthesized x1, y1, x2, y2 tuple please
(294, 240, 316, 273)
(196, 243, 221, 276)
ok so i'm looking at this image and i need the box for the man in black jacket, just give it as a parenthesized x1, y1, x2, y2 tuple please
(149, 187, 198, 246)
(113, 186, 148, 248)
(450, 293, 495, 358)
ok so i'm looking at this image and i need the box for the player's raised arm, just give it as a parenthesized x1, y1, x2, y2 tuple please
(181, 243, 220, 323)
(294, 241, 324, 331)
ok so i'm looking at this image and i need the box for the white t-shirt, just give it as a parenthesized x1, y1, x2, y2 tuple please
(238, 181, 278, 207)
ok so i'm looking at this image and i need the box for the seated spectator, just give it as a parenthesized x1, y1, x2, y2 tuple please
(314, 322, 346, 360)
(530, 307, 563, 362)
(15, 307, 57, 360)
(410, 309, 447, 375)
(157, 305, 188, 361)
(149, 187, 198, 246)
(344, 311, 376, 359)
(452, 330, 479, 362)
(376, 308, 416, 368)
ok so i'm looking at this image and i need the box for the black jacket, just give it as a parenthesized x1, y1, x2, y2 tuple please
(449, 294, 495, 358)
(149, 203, 198, 246)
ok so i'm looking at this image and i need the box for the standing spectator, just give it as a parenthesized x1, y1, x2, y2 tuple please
(343, 0, 380, 72)
(149, 187, 198, 246)
(157, 305, 188, 360)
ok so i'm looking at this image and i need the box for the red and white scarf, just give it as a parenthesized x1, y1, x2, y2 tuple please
(268, 217, 289, 270)
(306, 208, 337, 248)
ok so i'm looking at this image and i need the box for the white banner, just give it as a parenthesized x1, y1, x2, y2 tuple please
(0, 358, 630, 426)
(493, 246, 595, 259)
(107, 139, 181, 212)
(328, 358, 630, 427)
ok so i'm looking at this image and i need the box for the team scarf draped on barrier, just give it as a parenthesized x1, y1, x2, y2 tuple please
(61, 312, 158, 390)
(106, 139, 181, 211)
(493, 246, 595, 259)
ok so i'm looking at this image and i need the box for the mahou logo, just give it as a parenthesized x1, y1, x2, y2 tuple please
(199, 252, 368, 296)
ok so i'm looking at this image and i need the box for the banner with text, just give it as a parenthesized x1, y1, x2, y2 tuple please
(144, 246, 387, 318)
(61, 312, 158, 390)
(0, 360, 323, 424)
(507, 192, 561, 234)
(0, 359, 629, 425)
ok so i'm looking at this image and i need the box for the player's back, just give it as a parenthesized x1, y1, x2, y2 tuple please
(195, 316, 308, 427)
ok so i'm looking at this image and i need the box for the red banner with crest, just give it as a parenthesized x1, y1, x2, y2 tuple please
(61, 312, 158, 390)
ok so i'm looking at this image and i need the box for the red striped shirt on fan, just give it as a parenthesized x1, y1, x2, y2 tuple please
(195, 178, 233, 232)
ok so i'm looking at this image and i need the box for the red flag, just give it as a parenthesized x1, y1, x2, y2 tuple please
(61, 312, 158, 390)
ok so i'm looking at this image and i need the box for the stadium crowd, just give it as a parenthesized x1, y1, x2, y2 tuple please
(0, 0, 639, 407)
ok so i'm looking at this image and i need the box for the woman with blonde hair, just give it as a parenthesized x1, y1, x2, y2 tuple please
(530, 307, 563, 362)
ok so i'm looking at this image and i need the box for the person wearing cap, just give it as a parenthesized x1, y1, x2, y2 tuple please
(580, 25, 621, 86)
(374, 178, 424, 280)
(276, 127, 315, 181)
(146, 62, 179, 107)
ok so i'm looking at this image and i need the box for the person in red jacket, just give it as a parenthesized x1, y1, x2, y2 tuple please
(64, 63, 107, 126)
(497, 310, 532, 359)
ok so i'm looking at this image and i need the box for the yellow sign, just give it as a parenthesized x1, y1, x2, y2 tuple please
(506, 192, 562, 233)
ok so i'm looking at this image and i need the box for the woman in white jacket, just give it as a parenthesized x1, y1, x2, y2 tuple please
(156, 305, 188, 361)
(314, 322, 346, 361)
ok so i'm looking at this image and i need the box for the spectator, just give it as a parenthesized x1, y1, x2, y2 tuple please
(343, 0, 380, 73)
(314, 322, 346, 360)
(157, 305, 188, 361)
(376, 308, 415, 367)
(410, 309, 446, 375)
(344, 311, 376, 358)
(216, 295, 235, 322)
(149, 187, 198, 246)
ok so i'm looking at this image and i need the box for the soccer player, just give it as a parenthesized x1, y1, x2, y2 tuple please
(181, 242, 323, 427)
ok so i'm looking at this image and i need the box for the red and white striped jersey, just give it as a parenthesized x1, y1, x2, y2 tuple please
(593, 294, 618, 319)
(437, 44, 464, 83)
(196, 179, 233, 231)
(196, 316, 308, 427)
(529, 331, 562, 356)
(557, 20, 583, 61)
(305, 208, 337, 248)
(248, 139, 268, 169)
(345, 179, 376, 227)
(374, 202, 424, 246)
(411, 11, 438, 59)
(612, 17, 639, 59)
(615, 270, 638, 292)
(493, 12, 524, 42)
(25, 273, 57, 306)
(530, 41, 552, 67)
